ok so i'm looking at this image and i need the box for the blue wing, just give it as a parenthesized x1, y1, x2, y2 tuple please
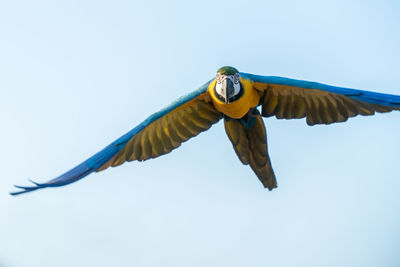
(240, 72, 400, 125)
(11, 79, 221, 196)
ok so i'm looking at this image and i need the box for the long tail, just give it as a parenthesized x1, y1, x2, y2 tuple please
(223, 110, 277, 190)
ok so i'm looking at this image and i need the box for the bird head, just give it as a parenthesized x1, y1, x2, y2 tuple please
(214, 66, 242, 104)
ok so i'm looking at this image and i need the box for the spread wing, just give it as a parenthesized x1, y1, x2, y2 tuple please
(240, 73, 400, 125)
(11, 80, 222, 196)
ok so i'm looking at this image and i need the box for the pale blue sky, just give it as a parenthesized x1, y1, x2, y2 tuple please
(1, 0, 400, 266)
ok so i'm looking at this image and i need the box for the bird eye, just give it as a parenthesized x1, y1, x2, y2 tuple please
(234, 73, 240, 84)
(216, 73, 222, 84)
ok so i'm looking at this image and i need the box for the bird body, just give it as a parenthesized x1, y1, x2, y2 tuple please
(11, 66, 400, 196)
(208, 77, 260, 119)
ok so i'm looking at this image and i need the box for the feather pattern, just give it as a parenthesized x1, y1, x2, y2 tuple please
(224, 113, 276, 190)
(11, 70, 400, 196)
(101, 96, 221, 169)
(240, 72, 400, 126)
(11, 79, 220, 195)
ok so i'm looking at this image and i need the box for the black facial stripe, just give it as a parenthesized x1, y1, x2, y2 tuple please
(213, 83, 244, 103)
(229, 83, 244, 102)
(214, 85, 226, 102)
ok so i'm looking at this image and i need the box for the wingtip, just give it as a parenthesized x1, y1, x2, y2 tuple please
(27, 178, 45, 186)
(9, 179, 46, 196)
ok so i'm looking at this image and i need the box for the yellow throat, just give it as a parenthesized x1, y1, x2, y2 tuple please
(208, 77, 261, 119)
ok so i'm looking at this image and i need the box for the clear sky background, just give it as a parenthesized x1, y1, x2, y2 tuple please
(1, 0, 400, 266)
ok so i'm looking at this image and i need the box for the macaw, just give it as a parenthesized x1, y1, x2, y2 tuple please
(11, 66, 400, 195)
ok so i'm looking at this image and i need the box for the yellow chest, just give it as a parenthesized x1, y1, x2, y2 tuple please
(208, 77, 261, 119)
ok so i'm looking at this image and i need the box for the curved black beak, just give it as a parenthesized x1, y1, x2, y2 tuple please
(222, 78, 234, 104)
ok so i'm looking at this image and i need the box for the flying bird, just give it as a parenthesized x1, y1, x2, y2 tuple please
(11, 66, 400, 195)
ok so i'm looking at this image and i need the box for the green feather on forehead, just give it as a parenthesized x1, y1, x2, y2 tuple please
(217, 66, 239, 75)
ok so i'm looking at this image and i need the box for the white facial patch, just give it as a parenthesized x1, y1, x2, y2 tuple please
(215, 73, 241, 102)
